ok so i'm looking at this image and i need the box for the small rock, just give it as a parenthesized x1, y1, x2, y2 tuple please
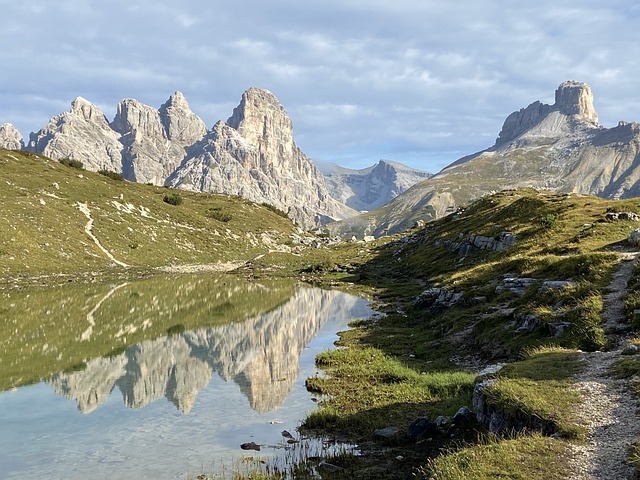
(240, 442, 261, 451)
(453, 406, 475, 424)
(318, 461, 342, 473)
(623, 344, 639, 355)
(372, 426, 399, 439)
(281, 430, 294, 439)
(407, 417, 438, 441)
(547, 322, 571, 338)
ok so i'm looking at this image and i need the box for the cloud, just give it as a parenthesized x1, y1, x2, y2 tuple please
(1, 1, 639, 171)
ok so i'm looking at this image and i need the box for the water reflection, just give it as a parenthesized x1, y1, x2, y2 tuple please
(47, 287, 363, 414)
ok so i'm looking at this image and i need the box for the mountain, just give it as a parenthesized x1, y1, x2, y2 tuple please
(166, 88, 355, 227)
(323, 159, 432, 211)
(329, 80, 640, 237)
(0, 123, 24, 150)
(17, 88, 355, 228)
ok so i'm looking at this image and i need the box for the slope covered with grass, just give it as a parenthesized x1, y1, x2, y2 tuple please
(0, 149, 300, 283)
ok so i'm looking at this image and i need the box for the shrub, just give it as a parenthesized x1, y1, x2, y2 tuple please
(260, 202, 289, 218)
(98, 169, 124, 181)
(539, 213, 559, 228)
(205, 207, 232, 222)
(59, 158, 84, 170)
(163, 193, 183, 206)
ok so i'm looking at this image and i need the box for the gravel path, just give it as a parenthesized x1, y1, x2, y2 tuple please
(568, 252, 640, 479)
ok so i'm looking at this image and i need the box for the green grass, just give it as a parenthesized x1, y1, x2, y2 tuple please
(423, 433, 572, 480)
(0, 149, 302, 281)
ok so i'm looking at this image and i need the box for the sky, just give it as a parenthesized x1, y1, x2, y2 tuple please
(1, 1, 639, 173)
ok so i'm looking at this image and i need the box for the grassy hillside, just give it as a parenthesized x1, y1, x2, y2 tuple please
(301, 188, 640, 479)
(0, 149, 302, 283)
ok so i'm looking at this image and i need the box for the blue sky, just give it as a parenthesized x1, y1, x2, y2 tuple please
(1, 0, 639, 172)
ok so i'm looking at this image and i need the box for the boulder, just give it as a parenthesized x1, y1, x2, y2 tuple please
(629, 229, 640, 246)
(407, 417, 438, 441)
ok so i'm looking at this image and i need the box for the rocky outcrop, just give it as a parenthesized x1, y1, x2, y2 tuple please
(330, 80, 640, 238)
(0, 123, 24, 150)
(323, 160, 432, 211)
(167, 88, 356, 228)
(27, 97, 123, 172)
(435, 231, 517, 256)
(111, 93, 206, 184)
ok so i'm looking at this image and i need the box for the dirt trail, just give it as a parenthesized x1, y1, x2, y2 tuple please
(569, 252, 640, 479)
(76, 202, 129, 268)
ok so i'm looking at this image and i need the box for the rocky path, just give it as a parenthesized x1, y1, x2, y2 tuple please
(76, 202, 129, 268)
(569, 252, 640, 479)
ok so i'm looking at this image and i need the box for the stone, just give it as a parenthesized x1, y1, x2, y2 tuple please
(606, 211, 640, 222)
(372, 426, 399, 439)
(240, 442, 261, 451)
(555, 80, 598, 123)
(0, 123, 24, 150)
(547, 322, 571, 338)
(629, 229, 640, 246)
(318, 461, 342, 473)
(453, 406, 475, 424)
(540, 280, 577, 291)
(495, 277, 536, 296)
(407, 417, 438, 441)
(415, 287, 464, 314)
(515, 314, 541, 333)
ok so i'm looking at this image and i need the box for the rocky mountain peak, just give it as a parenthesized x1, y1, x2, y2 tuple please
(496, 80, 600, 146)
(226, 87, 293, 148)
(111, 98, 166, 139)
(554, 80, 598, 123)
(159, 91, 207, 145)
(69, 97, 110, 125)
(0, 123, 24, 150)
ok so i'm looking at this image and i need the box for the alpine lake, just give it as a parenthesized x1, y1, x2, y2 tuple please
(0, 273, 374, 479)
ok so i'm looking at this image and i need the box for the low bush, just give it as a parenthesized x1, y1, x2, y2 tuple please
(98, 169, 124, 181)
(205, 207, 232, 222)
(59, 158, 84, 170)
(163, 193, 183, 206)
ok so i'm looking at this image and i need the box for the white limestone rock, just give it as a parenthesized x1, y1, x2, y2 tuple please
(28, 97, 123, 172)
(168, 88, 356, 228)
(0, 123, 24, 150)
(112, 94, 205, 185)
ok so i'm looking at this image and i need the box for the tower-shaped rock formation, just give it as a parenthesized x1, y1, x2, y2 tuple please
(0, 123, 24, 150)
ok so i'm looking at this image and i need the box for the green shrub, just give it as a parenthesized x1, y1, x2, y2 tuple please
(59, 158, 84, 170)
(163, 193, 183, 206)
(205, 207, 232, 222)
(539, 213, 559, 228)
(98, 169, 124, 181)
(261, 202, 289, 218)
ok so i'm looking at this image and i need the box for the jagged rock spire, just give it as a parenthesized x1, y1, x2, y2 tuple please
(0, 123, 24, 150)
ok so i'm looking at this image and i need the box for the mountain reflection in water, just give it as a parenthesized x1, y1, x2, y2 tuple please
(47, 286, 367, 414)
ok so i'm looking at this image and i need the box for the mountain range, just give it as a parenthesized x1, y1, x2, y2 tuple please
(330, 80, 640, 237)
(2, 80, 640, 237)
(0, 90, 428, 229)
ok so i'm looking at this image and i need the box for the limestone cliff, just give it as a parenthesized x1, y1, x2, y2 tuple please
(329, 80, 640, 237)
(167, 88, 356, 228)
(27, 97, 123, 172)
(0, 123, 24, 150)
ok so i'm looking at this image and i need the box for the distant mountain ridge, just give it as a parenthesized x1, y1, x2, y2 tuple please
(323, 159, 432, 212)
(329, 80, 640, 237)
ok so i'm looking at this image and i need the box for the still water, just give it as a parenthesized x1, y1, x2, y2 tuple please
(0, 274, 374, 479)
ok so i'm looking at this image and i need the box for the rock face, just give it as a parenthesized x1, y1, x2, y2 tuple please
(24, 88, 354, 228)
(28, 97, 123, 172)
(330, 80, 640, 237)
(0, 123, 24, 150)
(167, 88, 356, 227)
(323, 160, 432, 211)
